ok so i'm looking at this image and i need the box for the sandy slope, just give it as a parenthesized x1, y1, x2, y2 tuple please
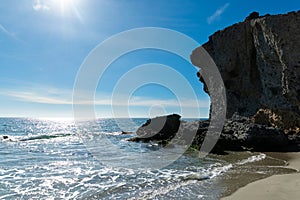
(221, 152, 300, 200)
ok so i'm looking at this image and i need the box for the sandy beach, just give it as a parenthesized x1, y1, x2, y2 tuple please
(222, 152, 300, 200)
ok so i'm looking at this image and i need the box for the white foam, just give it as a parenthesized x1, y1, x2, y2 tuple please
(128, 180, 198, 200)
(177, 172, 209, 181)
(236, 153, 266, 165)
(208, 164, 233, 178)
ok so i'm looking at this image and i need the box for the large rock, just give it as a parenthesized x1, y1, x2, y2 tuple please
(182, 116, 290, 153)
(221, 117, 289, 151)
(128, 11, 300, 153)
(134, 114, 181, 141)
(129, 114, 292, 154)
(191, 11, 300, 134)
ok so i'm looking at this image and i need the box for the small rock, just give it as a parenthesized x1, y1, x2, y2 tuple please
(121, 131, 133, 135)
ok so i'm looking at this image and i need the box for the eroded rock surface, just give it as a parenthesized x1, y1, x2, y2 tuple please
(128, 114, 293, 154)
(131, 114, 181, 142)
(191, 11, 300, 134)
(128, 11, 300, 154)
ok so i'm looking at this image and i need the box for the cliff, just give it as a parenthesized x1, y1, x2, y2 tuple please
(191, 11, 300, 134)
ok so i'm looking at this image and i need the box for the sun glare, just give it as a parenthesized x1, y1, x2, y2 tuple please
(38, 117, 75, 122)
(57, 0, 75, 15)
(49, 0, 83, 22)
(33, 0, 83, 22)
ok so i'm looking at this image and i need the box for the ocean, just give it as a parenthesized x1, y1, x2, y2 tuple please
(0, 118, 295, 199)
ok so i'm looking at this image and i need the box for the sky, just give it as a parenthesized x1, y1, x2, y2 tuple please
(0, 0, 299, 119)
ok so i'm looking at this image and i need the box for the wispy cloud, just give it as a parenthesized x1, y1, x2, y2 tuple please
(0, 24, 11, 36)
(207, 3, 230, 24)
(128, 96, 209, 108)
(0, 24, 16, 38)
(1, 91, 69, 105)
(0, 24, 26, 44)
(0, 87, 209, 108)
(33, 0, 50, 11)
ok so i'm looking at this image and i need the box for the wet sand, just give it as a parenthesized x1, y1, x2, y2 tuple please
(221, 152, 300, 200)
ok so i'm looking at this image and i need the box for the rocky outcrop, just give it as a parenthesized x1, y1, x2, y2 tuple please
(128, 114, 293, 154)
(191, 11, 300, 134)
(208, 116, 290, 152)
(185, 115, 292, 153)
(129, 114, 181, 142)
(128, 11, 300, 154)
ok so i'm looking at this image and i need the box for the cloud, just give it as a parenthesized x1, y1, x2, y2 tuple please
(0, 87, 209, 108)
(207, 3, 230, 24)
(33, 0, 50, 11)
(0, 90, 71, 105)
(0, 24, 15, 38)
(128, 96, 209, 108)
(0, 24, 25, 43)
(0, 24, 11, 36)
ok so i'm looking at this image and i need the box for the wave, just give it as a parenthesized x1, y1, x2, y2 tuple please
(208, 163, 233, 178)
(127, 180, 199, 200)
(1, 133, 72, 142)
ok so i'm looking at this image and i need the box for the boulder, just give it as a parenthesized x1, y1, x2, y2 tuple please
(134, 114, 181, 141)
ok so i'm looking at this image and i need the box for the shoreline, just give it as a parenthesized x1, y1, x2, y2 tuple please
(221, 152, 300, 200)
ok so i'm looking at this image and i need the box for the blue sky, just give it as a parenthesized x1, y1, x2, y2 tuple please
(0, 0, 299, 118)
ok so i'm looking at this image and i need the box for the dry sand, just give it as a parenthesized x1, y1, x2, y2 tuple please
(221, 152, 300, 200)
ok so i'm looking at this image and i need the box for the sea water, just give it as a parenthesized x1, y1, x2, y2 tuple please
(0, 118, 295, 199)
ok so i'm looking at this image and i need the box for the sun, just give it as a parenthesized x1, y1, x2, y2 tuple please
(49, 0, 82, 21)
(33, 0, 82, 20)
(57, 0, 83, 22)
(57, 0, 75, 15)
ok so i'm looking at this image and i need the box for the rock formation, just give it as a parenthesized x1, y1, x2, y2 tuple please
(191, 11, 300, 134)
(128, 114, 292, 154)
(128, 11, 300, 154)
(128, 114, 181, 142)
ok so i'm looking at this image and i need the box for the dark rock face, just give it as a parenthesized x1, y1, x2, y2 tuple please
(184, 116, 289, 154)
(191, 11, 300, 134)
(221, 118, 289, 151)
(245, 11, 260, 21)
(135, 114, 181, 141)
(128, 11, 300, 154)
(129, 114, 292, 154)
